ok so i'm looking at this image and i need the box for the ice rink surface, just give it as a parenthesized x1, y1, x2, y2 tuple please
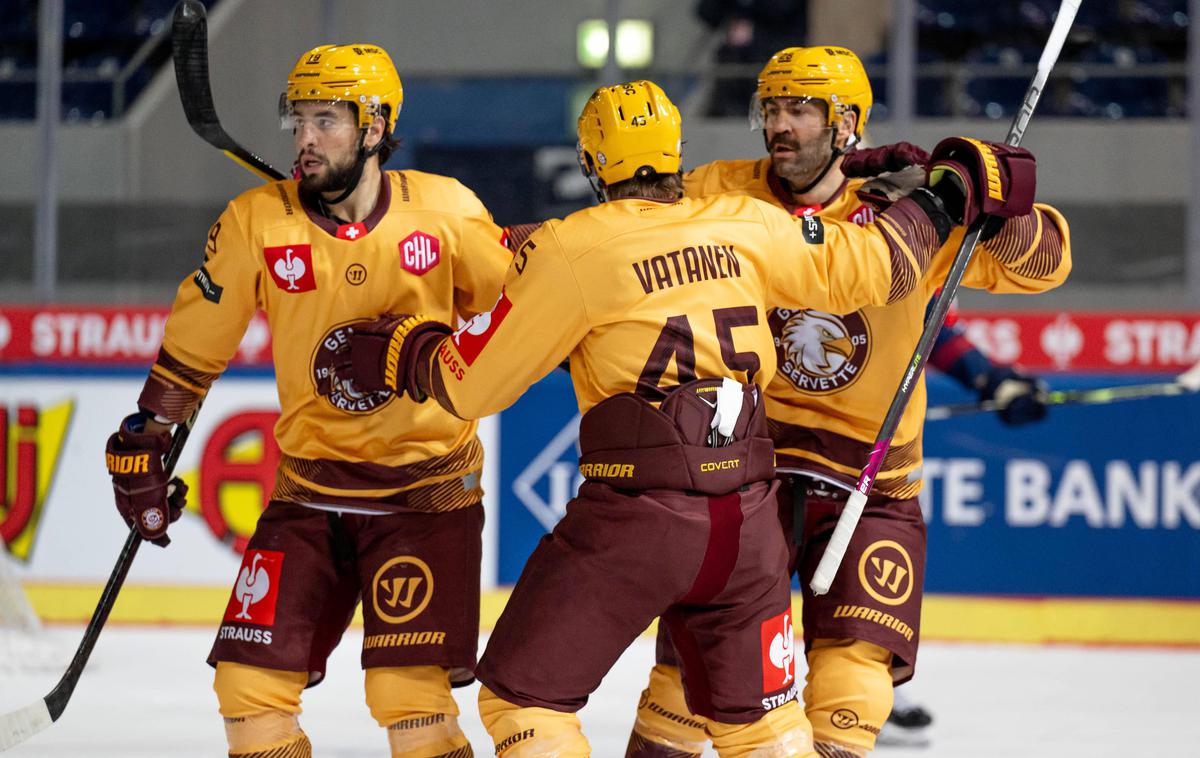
(3, 625, 1199, 757)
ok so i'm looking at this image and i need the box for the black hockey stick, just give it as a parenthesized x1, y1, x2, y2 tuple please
(0, 407, 200, 752)
(926, 359, 1200, 420)
(171, 0, 285, 181)
(810, 0, 1082, 595)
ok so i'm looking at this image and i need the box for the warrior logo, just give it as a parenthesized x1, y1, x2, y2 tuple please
(771, 309, 870, 394)
(311, 323, 394, 414)
(223, 550, 284, 625)
(372, 555, 435, 624)
(857, 539, 915, 606)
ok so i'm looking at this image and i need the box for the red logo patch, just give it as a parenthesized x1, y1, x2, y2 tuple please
(399, 231, 441, 275)
(223, 550, 285, 625)
(264, 245, 317, 293)
(337, 222, 367, 241)
(760, 610, 795, 692)
(452, 290, 513, 366)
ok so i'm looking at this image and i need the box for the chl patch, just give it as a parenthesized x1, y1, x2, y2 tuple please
(399, 230, 441, 275)
(193, 265, 223, 304)
(452, 290, 513, 366)
(760, 610, 795, 693)
(800, 215, 825, 245)
(223, 550, 285, 626)
(264, 245, 317, 293)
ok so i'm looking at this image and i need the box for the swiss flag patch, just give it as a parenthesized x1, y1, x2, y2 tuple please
(223, 550, 285, 626)
(760, 610, 795, 692)
(452, 290, 513, 366)
(336, 222, 367, 241)
(264, 245, 317, 293)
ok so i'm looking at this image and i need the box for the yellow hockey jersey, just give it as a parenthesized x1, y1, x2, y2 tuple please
(417, 192, 943, 421)
(137, 171, 511, 512)
(685, 157, 1072, 497)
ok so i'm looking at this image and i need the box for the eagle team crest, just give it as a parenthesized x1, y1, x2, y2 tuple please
(771, 309, 871, 393)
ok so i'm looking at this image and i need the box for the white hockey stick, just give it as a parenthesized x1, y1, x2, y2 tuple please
(810, 0, 1082, 595)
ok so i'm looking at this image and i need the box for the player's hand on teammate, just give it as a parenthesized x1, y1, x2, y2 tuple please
(346, 314, 453, 399)
(105, 413, 188, 546)
(927, 137, 1036, 226)
(841, 142, 929, 178)
(978, 366, 1048, 426)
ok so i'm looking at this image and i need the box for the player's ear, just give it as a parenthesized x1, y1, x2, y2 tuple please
(364, 113, 386, 150)
(837, 110, 857, 151)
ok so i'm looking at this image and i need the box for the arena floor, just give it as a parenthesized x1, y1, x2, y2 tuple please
(2, 626, 1197, 757)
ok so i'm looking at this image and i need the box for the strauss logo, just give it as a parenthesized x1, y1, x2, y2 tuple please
(781, 311, 854, 376)
(769, 612, 795, 685)
(233, 552, 271, 620)
(273, 248, 307, 290)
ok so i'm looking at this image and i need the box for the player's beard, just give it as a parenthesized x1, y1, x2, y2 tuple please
(769, 132, 834, 189)
(298, 150, 359, 194)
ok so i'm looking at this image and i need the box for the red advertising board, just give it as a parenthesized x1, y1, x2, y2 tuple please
(956, 312, 1200, 372)
(0, 306, 272, 366)
(1, 306, 1198, 372)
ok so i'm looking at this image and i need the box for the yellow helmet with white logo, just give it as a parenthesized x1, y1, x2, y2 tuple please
(751, 46, 873, 139)
(577, 80, 682, 188)
(281, 43, 402, 134)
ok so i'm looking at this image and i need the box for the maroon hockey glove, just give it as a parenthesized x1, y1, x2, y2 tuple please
(841, 142, 930, 178)
(347, 314, 453, 400)
(928, 137, 1036, 226)
(105, 414, 187, 546)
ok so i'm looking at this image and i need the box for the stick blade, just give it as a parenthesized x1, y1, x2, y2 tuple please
(171, 0, 236, 151)
(0, 700, 53, 752)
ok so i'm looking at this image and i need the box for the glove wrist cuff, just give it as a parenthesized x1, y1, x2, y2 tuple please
(384, 315, 438, 392)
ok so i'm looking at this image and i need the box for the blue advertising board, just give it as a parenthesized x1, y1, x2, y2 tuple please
(495, 370, 1200, 599)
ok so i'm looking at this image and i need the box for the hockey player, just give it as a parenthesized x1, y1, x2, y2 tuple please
(103, 44, 514, 758)
(339, 80, 1037, 756)
(624, 47, 1071, 758)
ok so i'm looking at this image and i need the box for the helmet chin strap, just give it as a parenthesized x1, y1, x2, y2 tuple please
(323, 129, 384, 206)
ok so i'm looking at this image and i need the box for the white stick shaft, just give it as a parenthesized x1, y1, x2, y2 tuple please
(0, 700, 52, 752)
(809, 490, 868, 595)
(1038, 1, 1080, 77)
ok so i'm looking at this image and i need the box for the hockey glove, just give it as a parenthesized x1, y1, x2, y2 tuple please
(978, 366, 1048, 427)
(347, 314, 453, 400)
(106, 413, 188, 546)
(841, 142, 930, 178)
(927, 137, 1036, 226)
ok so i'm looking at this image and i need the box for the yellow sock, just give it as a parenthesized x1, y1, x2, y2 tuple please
(478, 685, 590, 757)
(365, 666, 473, 757)
(706, 701, 817, 757)
(804, 639, 894, 756)
(626, 664, 709, 756)
(214, 662, 310, 757)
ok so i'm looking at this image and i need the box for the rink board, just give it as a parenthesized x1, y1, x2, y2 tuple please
(1, 307, 1199, 644)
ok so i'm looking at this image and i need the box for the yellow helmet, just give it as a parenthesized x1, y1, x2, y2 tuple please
(752, 46, 873, 139)
(577, 80, 682, 190)
(281, 43, 402, 134)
